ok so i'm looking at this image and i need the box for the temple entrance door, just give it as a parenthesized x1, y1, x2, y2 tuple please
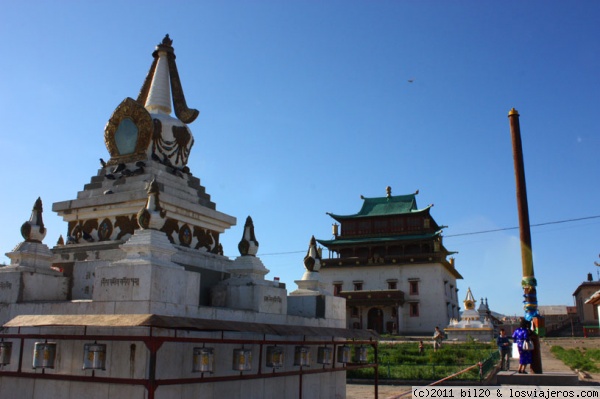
(367, 308, 383, 333)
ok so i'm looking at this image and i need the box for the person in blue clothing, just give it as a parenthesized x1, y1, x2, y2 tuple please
(512, 318, 532, 374)
(496, 328, 511, 371)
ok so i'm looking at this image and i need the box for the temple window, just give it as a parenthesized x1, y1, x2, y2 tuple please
(409, 280, 419, 295)
(410, 302, 419, 317)
(387, 280, 397, 290)
(353, 281, 363, 291)
(333, 283, 343, 296)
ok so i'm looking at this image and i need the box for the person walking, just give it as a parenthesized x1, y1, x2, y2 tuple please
(433, 326, 443, 352)
(512, 318, 533, 374)
(496, 328, 511, 371)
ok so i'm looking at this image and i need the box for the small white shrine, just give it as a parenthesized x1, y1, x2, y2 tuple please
(445, 287, 494, 342)
(0, 35, 375, 399)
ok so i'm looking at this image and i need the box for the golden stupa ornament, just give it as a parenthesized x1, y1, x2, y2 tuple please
(104, 97, 154, 165)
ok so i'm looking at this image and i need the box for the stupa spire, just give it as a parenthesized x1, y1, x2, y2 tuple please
(144, 41, 172, 114)
(137, 34, 199, 123)
(463, 287, 476, 311)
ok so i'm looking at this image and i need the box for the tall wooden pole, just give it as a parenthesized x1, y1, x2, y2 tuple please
(508, 108, 543, 374)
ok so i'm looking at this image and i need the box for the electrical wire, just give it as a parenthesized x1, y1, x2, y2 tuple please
(259, 215, 600, 256)
(445, 215, 600, 238)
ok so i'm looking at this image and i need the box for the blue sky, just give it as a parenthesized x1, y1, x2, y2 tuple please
(1, 1, 599, 317)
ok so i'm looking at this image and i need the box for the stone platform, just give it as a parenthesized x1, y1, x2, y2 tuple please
(495, 338, 582, 386)
(496, 370, 579, 386)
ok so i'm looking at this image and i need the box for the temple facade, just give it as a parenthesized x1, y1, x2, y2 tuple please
(317, 187, 462, 335)
(0, 36, 375, 399)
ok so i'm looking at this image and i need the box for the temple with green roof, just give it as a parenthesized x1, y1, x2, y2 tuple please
(317, 186, 463, 335)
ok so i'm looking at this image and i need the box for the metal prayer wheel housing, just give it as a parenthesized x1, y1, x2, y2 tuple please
(232, 348, 252, 371)
(317, 346, 332, 365)
(192, 347, 214, 373)
(83, 343, 107, 370)
(0, 341, 12, 365)
(265, 346, 284, 369)
(354, 346, 368, 364)
(293, 346, 311, 367)
(337, 345, 350, 364)
(33, 342, 57, 369)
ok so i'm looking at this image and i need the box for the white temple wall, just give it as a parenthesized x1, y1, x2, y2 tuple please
(319, 262, 459, 334)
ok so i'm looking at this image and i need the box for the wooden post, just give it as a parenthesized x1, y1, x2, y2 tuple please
(508, 108, 543, 374)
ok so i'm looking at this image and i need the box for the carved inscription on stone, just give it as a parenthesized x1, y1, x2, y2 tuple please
(263, 295, 282, 303)
(100, 278, 140, 287)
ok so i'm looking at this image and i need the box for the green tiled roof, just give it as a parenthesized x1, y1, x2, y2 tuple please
(316, 230, 443, 247)
(326, 193, 431, 221)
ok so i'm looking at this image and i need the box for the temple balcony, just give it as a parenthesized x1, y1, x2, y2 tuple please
(337, 289, 405, 306)
(321, 253, 446, 268)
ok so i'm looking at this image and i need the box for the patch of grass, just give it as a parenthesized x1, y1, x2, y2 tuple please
(348, 342, 496, 380)
(550, 346, 600, 372)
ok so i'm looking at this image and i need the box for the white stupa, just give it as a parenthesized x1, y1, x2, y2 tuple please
(445, 287, 494, 342)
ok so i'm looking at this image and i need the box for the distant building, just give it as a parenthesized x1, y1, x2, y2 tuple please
(538, 305, 578, 336)
(585, 290, 600, 332)
(317, 187, 462, 335)
(572, 273, 600, 328)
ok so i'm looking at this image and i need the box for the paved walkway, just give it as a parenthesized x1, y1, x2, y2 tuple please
(346, 338, 600, 399)
(346, 383, 411, 399)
